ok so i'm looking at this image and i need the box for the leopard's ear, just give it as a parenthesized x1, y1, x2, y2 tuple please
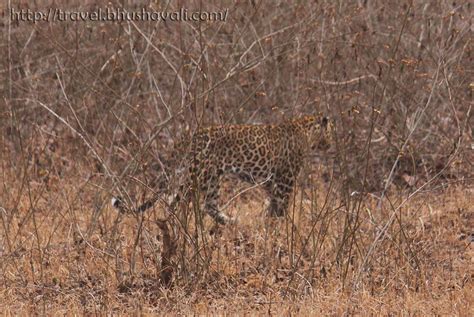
(321, 116, 329, 127)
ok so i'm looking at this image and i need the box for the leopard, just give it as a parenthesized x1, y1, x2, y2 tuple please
(112, 114, 333, 224)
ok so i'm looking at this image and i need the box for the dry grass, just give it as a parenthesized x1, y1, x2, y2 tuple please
(1, 0, 473, 315)
(1, 179, 473, 314)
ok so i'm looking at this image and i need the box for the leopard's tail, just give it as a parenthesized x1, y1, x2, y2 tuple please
(112, 167, 172, 214)
(111, 195, 162, 214)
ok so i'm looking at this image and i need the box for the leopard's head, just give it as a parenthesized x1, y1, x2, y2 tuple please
(297, 115, 333, 151)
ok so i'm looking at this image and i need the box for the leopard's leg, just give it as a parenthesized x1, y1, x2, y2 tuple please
(265, 170, 295, 217)
(201, 173, 233, 224)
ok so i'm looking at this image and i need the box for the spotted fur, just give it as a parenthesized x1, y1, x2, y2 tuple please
(113, 115, 332, 224)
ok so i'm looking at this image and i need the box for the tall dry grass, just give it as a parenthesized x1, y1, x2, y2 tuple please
(1, 0, 472, 314)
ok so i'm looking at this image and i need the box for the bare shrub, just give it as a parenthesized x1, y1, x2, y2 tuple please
(1, 0, 472, 314)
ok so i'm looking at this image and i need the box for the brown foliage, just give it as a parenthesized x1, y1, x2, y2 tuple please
(0, 0, 472, 314)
